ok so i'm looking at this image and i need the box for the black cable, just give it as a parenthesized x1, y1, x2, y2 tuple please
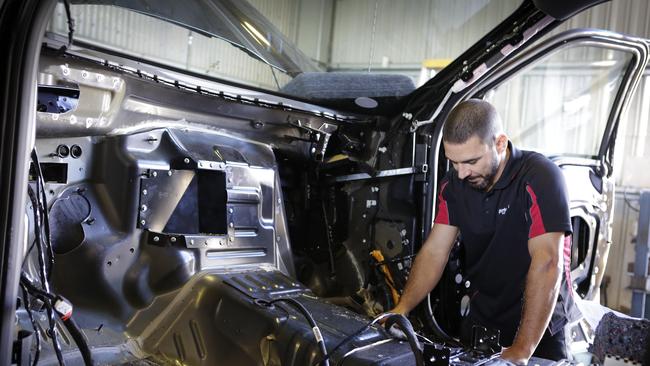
(331, 313, 425, 366)
(62, 0, 75, 47)
(26, 149, 93, 365)
(27, 185, 65, 365)
(61, 311, 94, 366)
(21, 274, 94, 366)
(382, 314, 424, 366)
(261, 298, 330, 366)
(20, 284, 41, 366)
(31, 150, 55, 278)
(374, 254, 416, 266)
(21, 273, 55, 301)
(312, 312, 394, 366)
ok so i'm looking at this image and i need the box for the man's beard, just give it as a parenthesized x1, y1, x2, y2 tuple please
(467, 153, 499, 190)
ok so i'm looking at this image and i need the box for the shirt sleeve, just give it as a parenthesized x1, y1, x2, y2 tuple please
(434, 176, 455, 226)
(524, 157, 573, 239)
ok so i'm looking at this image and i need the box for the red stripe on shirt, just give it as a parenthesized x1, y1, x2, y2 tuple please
(563, 235, 574, 298)
(434, 181, 450, 225)
(526, 185, 546, 238)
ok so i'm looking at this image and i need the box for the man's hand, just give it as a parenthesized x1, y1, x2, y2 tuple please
(500, 346, 530, 365)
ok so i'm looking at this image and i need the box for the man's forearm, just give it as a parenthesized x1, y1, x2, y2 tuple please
(392, 224, 458, 315)
(394, 249, 448, 314)
(510, 254, 562, 358)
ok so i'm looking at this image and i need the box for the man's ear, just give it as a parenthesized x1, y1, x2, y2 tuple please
(495, 134, 508, 154)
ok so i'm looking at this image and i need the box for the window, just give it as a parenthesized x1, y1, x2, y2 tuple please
(486, 46, 632, 158)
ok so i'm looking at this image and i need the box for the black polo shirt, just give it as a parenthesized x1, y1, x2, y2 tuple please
(434, 142, 578, 346)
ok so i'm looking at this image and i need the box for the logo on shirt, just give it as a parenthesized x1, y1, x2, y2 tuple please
(498, 205, 510, 215)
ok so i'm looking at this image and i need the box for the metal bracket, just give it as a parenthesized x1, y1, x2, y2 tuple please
(288, 117, 337, 162)
(423, 344, 451, 366)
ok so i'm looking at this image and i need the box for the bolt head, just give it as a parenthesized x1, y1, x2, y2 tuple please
(170, 237, 177, 243)
(153, 236, 160, 242)
(142, 189, 148, 195)
(140, 220, 146, 226)
(152, 171, 158, 177)
(140, 205, 147, 212)
(184, 158, 190, 164)
(167, 170, 173, 176)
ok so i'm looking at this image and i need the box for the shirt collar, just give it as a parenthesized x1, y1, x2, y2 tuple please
(492, 141, 523, 190)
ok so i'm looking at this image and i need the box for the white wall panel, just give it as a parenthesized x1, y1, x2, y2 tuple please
(330, 0, 520, 69)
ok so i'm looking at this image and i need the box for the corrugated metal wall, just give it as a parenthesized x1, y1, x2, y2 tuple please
(328, 0, 650, 70)
(48, 1, 299, 89)
(329, 0, 520, 70)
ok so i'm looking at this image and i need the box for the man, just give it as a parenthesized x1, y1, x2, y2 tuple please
(391, 99, 578, 364)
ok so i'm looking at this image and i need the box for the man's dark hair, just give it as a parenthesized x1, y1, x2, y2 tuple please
(442, 99, 502, 146)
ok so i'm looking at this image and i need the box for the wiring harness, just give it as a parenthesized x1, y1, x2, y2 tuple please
(19, 149, 93, 366)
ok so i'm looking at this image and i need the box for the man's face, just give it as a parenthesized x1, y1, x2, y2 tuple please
(444, 135, 501, 190)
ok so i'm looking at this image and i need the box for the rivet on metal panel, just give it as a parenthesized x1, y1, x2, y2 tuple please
(229, 237, 234, 242)
(167, 170, 173, 176)
(140, 205, 147, 212)
(465, 281, 471, 288)
(140, 220, 146, 226)
(228, 207, 234, 214)
(153, 236, 160, 242)
(151, 171, 158, 177)
(184, 158, 190, 164)
(190, 239, 195, 245)
(229, 222, 234, 228)
(276, 235, 281, 242)
(81, 70, 88, 79)
(142, 189, 148, 195)
(170, 237, 177, 243)
(204, 240, 209, 246)
(362, 239, 367, 244)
